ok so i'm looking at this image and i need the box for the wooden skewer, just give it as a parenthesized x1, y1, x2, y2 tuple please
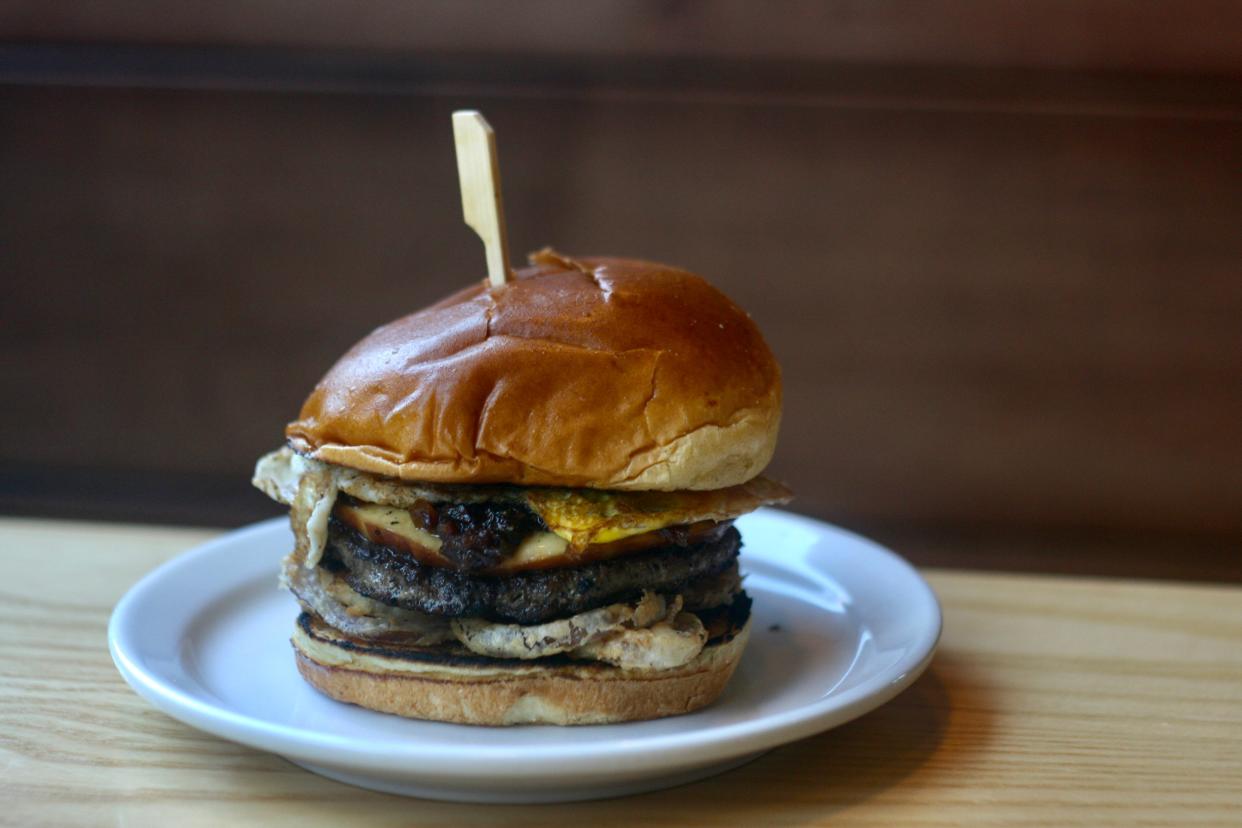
(452, 110, 511, 288)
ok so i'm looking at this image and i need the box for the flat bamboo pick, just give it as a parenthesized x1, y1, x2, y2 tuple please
(452, 110, 511, 287)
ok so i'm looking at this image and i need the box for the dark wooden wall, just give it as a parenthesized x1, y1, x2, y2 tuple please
(3, 4, 1241, 578)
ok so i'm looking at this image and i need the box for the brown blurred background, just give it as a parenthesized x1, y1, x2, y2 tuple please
(3, 3, 1241, 579)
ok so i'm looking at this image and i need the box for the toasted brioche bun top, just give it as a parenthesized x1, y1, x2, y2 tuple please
(286, 250, 781, 490)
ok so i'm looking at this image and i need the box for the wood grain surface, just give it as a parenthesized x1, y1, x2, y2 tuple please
(2, 517, 1239, 826)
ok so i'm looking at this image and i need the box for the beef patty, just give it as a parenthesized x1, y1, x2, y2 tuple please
(323, 519, 742, 624)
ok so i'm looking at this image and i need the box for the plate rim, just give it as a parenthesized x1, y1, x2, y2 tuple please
(109, 510, 941, 777)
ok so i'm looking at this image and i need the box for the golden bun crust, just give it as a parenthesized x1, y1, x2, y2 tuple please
(286, 250, 781, 490)
(292, 619, 750, 726)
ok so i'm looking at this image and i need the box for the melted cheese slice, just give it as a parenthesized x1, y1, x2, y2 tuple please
(256, 447, 793, 571)
(524, 475, 792, 548)
(336, 502, 571, 573)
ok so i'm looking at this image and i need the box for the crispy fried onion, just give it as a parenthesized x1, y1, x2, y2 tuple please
(258, 446, 524, 574)
(254, 445, 791, 561)
(572, 611, 709, 670)
(276, 452, 339, 571)
(452, 591, 669, 660)
(256, 446, 518, 509)
(288, 568, 715, 669)
(258, 447, 734, 668)
(452, 591, 709, 669)
(284, 559, 453, 644)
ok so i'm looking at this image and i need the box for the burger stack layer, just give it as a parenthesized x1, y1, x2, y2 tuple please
(256, 446, 789, 672)
(254, 251, 790, 725)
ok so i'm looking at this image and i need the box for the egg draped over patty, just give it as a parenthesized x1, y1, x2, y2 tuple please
(254, 447, 788, 669)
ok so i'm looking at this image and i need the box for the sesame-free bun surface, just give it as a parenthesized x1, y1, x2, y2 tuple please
(286, 250, 781, 490)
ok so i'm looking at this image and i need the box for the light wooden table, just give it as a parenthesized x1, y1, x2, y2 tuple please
(2, 517, 1239, 826)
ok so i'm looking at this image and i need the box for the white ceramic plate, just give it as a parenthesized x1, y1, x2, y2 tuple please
(109, 509, 941, 803)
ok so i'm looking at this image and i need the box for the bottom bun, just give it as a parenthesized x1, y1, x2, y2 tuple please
(291, 612, 751, 726)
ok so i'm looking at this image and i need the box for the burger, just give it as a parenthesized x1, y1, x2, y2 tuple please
(253, 249, 790, 725)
